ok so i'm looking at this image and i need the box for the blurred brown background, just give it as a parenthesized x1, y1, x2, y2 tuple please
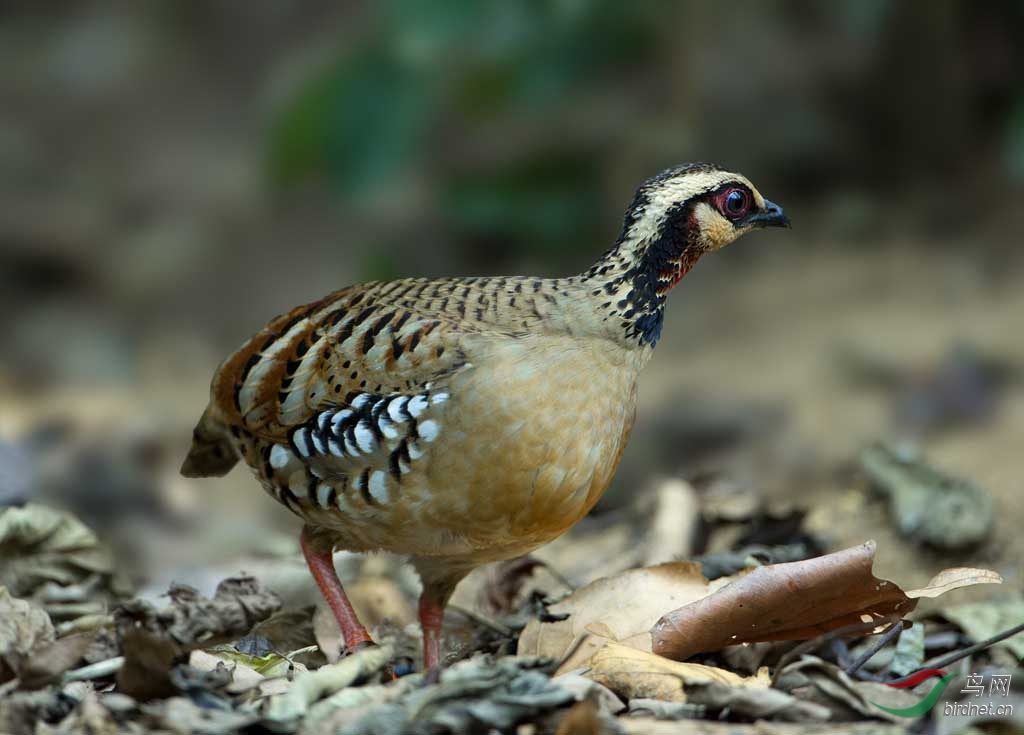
(1, 1, 1022, 595)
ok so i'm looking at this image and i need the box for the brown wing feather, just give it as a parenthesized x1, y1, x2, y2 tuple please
(206, 282, 481, 439)
(185, 274, 568, 479)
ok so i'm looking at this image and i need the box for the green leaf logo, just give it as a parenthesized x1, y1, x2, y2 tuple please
(870, 671, 957, 718)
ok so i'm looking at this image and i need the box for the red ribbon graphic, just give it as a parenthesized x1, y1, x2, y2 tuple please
(886, 669, 948, 689)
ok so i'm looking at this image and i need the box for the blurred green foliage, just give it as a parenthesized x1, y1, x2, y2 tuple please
(269, 0, 657, 187)
(267, 0, 1024, 270)
(1005, 99, 1024, 183)
(269, 46, 432, 194)
(268, 0, 663, 263)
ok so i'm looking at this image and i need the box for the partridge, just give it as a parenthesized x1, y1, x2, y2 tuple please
(181, 163, 790, 668)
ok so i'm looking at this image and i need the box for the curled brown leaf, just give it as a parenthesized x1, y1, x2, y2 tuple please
(651, 541, 1000, 661)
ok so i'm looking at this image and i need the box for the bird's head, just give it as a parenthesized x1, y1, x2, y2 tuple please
(585, 163, 789, 347)
(620, 162, 790, 283)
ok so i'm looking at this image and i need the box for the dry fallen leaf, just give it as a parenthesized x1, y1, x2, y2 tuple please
(651, 541, 1001, 660)
(552, 673, 625, 716)
(334, 655, 575, 735)
(263, 640, 396, 726)
(775, 656, 919, 723)
(17, 631, 95, 689)
(587, 643, 769, 703)
(554, 696, 603, 735)
(517, 562, 719, 673)
(619, 720, 908, 734)
(0, 504, 114, 598)
(686, 681, 832, 723)
(938, 597, 1024, 660)
(110, 577, 281, 699)
(905, 567, 1004, 598)
(0, 587, 55, 682)
(117, 628, 181, 699)
(861, 443, 994, 549)
(189, 649, 265, 693)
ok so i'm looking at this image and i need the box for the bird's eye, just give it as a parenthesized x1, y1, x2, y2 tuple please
(723, 188, 750, 217)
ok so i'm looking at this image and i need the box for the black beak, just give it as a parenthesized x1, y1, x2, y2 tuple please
(744, 199, 791, 229)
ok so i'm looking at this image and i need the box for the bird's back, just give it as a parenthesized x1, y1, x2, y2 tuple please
(183, 273, 640, 557)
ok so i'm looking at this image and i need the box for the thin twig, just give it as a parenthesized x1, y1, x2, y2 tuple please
(531, 559, 574, 593)
(447, 605, 514, 637)
(772, 617, 898, 685)
(830, 638, 852, 670)
(919, 621, 1024, 673)
(846, 619, 905, 675)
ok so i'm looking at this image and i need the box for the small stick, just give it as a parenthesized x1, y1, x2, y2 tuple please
(848, 667, 886, 683)
(61, 656, 125, 683)
(846, 620, 904, 675)
(918, 621, 1024, 673)
(56, 613, 114, 637)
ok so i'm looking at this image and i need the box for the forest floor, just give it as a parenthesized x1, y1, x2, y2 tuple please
(2, 242, 1023, 734)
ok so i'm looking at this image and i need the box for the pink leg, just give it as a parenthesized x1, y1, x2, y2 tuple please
(418, 592, 445, 669)
(300, 529, 374, 650)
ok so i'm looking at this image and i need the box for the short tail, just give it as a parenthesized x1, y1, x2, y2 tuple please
(181, 408, 238, 477)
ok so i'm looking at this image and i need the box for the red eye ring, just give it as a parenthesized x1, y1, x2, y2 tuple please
(717, 187, 751, 219)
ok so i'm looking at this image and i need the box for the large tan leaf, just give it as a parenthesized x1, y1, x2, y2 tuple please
(517, 562, 718, 673)
(651, 541, 1002, 660)
(588, 642, 769, 703)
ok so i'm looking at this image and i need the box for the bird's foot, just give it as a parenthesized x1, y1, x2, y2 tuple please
(422, 663, 442, 685)
(337, 639, 399, 681)
(339, 639, 378, 657)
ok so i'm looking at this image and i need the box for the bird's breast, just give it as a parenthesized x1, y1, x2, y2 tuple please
(418, 335, 642, 552)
